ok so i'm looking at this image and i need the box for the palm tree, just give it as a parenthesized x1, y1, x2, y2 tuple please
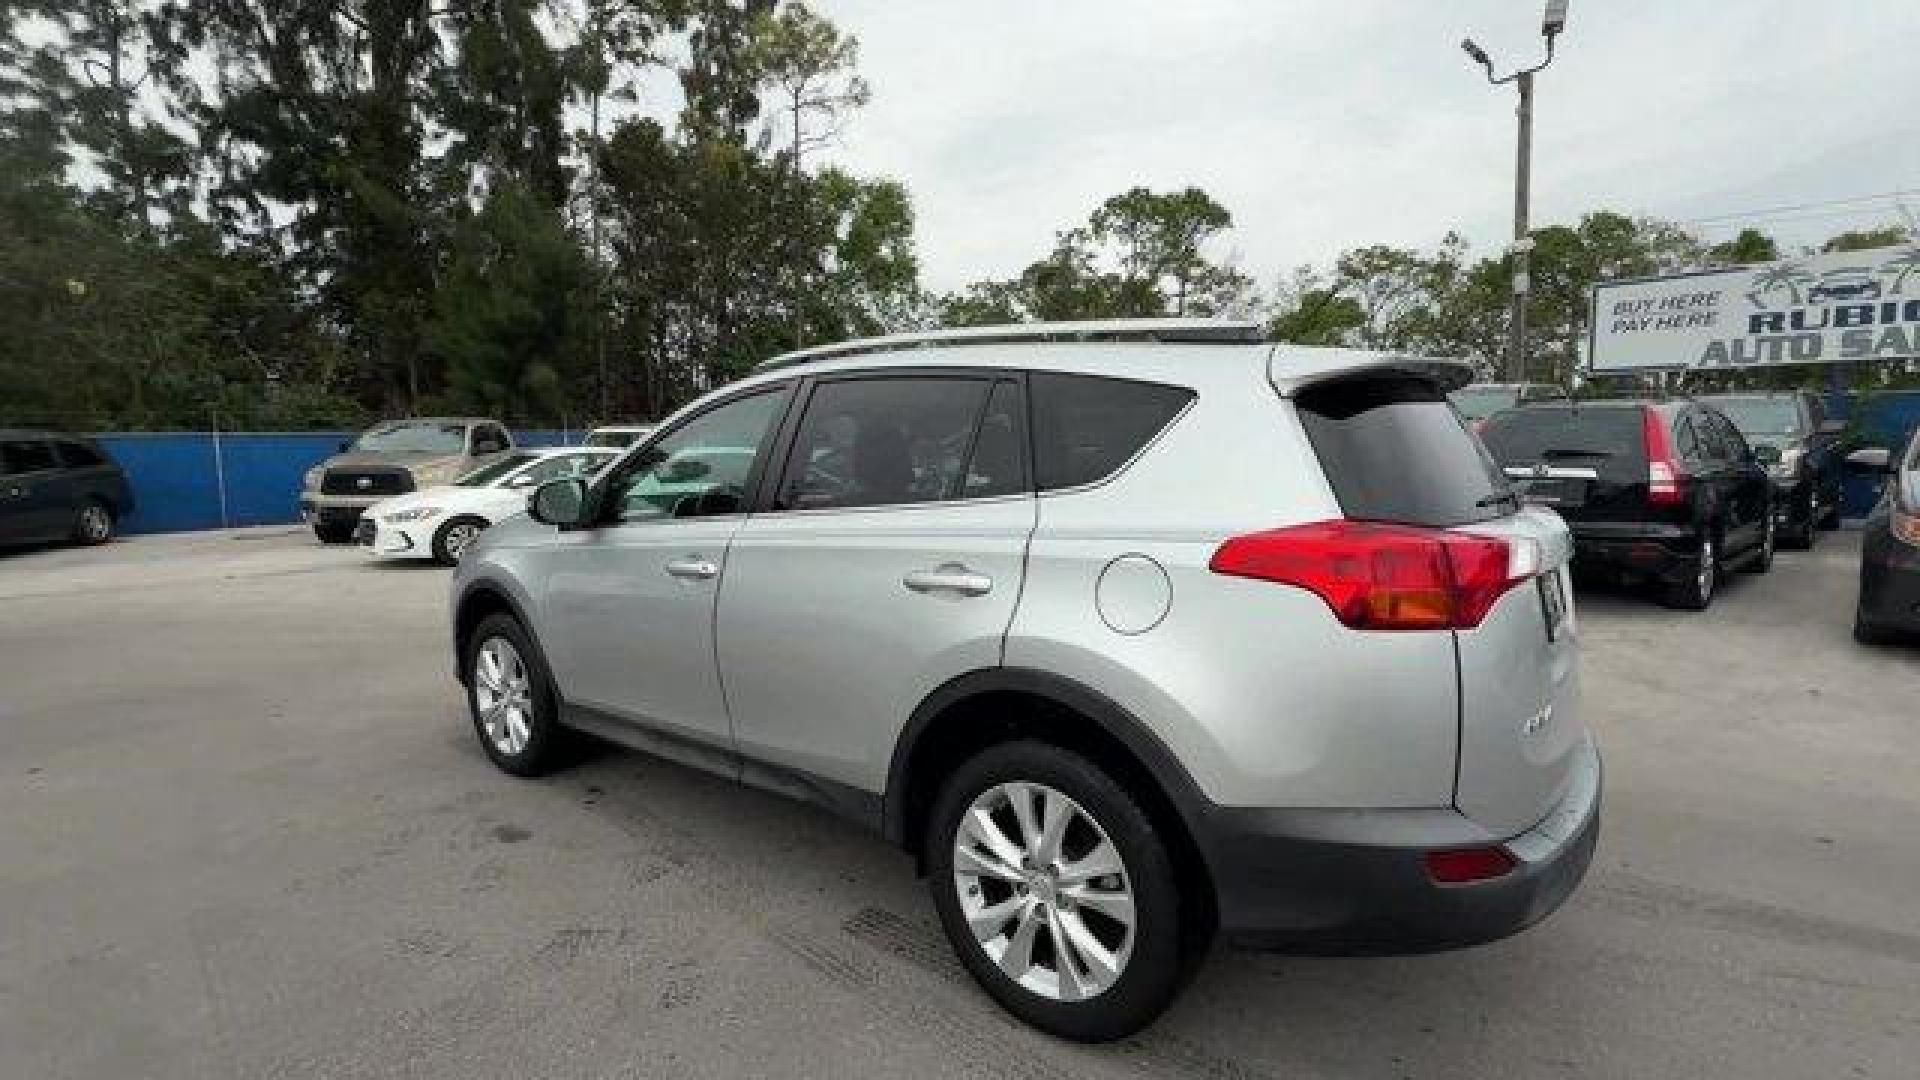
(1745, 262, 1815, 308)
(1879, 247, 1920, 295)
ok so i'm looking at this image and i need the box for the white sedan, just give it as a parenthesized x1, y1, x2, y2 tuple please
(359, 447, 619, 564)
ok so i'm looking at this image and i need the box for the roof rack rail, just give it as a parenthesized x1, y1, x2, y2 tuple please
(755, 318, 1267, 372)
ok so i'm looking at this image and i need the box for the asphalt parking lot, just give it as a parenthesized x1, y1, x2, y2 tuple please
(3, 528, 1917, 1079)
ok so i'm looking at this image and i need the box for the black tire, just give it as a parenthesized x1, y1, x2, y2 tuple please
(1745, 512, 1775, 574)
(926, 740, 1188, 1043)
(463, 612, 569, 777)
(1662, 533, 1717, 610)
(432, 515, 490, 566)
(312, 519, 355, 544)
(71, 497, 114, 545)
(1781, 489, 1816, 550)
(1853, 606, 1894, 646)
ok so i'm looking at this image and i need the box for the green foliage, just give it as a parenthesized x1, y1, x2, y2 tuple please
(1823, 226, 1909, 253)
(0, 0, 919, 430)
(940, 186, 1255, 325)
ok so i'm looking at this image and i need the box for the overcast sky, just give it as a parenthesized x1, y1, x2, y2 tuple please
(796, 0, 1920, 293)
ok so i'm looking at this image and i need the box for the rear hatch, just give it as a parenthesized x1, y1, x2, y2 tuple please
(1477, 404, 1651, 523)
(1289, 372, 1583, 836)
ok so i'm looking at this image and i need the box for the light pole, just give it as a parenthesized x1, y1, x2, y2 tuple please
(1464, 0, 1568, 384)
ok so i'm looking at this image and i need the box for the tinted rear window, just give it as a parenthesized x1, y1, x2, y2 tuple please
(1479, 407, 1648, 466)
(1030, 373, 1193, 491)
(1295, 377, 1511, 527)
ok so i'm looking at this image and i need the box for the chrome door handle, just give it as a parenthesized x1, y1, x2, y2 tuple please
(665, 557, 719, 581)
(903, 565, 992, 597)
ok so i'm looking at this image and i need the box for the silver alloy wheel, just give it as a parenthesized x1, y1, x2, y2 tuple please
(472, 636, 535, 756)
(443, 521, 482, 560)
(952, 781, 1135, 1002)
(1697, 536, 1715, 600)
(79, 503, 111, 542)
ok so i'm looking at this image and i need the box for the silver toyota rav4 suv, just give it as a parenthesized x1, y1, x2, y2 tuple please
(449, 319, 1600, 1041)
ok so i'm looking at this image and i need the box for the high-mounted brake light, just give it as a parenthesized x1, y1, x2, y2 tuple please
(1209, 520, 1533, 631)
(1643, 409, 1686, 507)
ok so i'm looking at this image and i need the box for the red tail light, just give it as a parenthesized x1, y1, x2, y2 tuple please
(1643, 409, 1686, 507)
(1425, 846, 1517, 884)
(1209, 520, 1531, 631)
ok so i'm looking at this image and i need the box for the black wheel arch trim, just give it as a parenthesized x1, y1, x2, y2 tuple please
(452, 580, 549, 691)
(883, 667, 1217, 853)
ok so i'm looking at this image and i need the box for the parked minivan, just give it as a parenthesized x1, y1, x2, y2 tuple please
(448, 321, 1600, 1041)
(0, 430, 133, 548)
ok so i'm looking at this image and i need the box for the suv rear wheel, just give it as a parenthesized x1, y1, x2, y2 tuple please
(926, 740, 1186, 1042)
(1664, 533, 1717, 610)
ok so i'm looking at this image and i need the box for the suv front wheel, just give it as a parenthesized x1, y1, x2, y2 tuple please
(926, 740, 1188, 1042)
(464, 613, 568, 776)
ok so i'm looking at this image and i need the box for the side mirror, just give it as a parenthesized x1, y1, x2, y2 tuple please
(1752, 444, 1782, 465)
(1845, 447, 1892, 474)
(528, 477, 590, 528)
(338, 440, 351, 453)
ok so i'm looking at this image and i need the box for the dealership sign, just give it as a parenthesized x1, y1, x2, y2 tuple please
(1589, 242, 1920, 372)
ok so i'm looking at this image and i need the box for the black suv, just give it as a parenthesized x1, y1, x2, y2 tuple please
(1478, 400, 1774, 609)
(1697, 391, 1844, 548)
(0, 430, 134, 548)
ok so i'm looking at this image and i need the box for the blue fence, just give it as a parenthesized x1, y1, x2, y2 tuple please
(1832, 391, 1920, 517)
(95, 430, 579, 535)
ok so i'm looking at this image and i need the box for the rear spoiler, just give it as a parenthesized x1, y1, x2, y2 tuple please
(1267, 346, 1477, 397)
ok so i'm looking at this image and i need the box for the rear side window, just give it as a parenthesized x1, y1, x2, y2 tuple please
(1296, 377, 1511, 527)
(1030, 373, 1192, 491)
(55, 441, 104, 469)
(2, 441, 58, 474)
(1479, 407, 1648, 467)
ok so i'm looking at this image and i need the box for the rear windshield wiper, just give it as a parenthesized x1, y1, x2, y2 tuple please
(1474, 490, 1520, 509)
(1539, 447, 1614, 458)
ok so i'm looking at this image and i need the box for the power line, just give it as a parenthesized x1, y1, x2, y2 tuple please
(1676, 188, 1919, 227)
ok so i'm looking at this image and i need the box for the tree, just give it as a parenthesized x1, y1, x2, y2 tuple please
(1823, 226, 1909, 254)
(1707, 228, 1779, 266)
(173, 0, 447, 411)
(750, 1, 868, 174)
(944, 185, 1254, 325)
(1267, 266, 1364, 346)
(1089, 186, 1238, 316)
(426, 182, 590, 424)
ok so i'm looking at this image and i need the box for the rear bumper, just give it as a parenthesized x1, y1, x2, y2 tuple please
(1566, 522, 1695, 580)
(1198, 736, 1601, 953)
(1858, 531, 1920, 631)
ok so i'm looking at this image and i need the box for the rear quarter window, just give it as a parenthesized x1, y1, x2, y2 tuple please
(55, 441, 105, 469)
(1295, 376, 1511, 527)
(1030, 372, 1193, 491)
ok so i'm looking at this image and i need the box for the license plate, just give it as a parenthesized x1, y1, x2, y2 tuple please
(1520, 478, 1585, 507)
(1539, 567, 1568, 641)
